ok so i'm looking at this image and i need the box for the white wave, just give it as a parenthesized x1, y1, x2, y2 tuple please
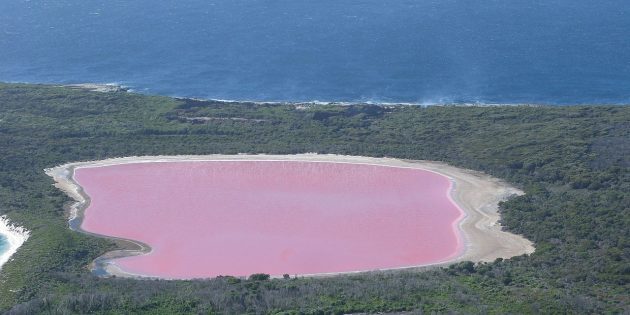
(0, 215, 30, 271)
(2, 81, 539, 106)
(173, 96, 533, 107)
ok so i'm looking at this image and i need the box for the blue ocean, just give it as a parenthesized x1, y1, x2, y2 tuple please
(0, 234, 7, 257)
(1, 0, 629, 104)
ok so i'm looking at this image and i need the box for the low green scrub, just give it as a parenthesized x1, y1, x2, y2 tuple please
(0, 83, 627, 313)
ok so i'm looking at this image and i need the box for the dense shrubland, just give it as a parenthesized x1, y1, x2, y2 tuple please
(0, 83, 628, 314)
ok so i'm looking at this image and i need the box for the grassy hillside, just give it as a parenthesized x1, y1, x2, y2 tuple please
(0, 83, 628, 314)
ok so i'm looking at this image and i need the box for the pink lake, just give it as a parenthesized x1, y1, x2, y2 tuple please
(74, 161, 464, 279)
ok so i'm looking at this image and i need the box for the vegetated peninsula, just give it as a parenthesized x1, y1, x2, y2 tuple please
(0, 83, 627, 314)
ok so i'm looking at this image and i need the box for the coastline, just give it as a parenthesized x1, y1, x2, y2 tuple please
(63, 83, 129, 93)
(56, 82, 611, 106)
(2, 81, 551, 107)
(46, 154, 535, 279)
(0, 216, 30, 271)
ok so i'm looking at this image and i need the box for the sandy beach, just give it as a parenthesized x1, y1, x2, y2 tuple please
(0, 216, 30, 271)
(46, 154, 535, 279)
(63, 83, 128, 93)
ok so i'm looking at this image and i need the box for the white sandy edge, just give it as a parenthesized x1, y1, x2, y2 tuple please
(0, 216, 30, 271)
(45, 153, 535, 279)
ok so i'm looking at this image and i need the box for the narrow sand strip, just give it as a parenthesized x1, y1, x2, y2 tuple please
(0, 216, 30, 271)
(46, 154, 535, 279)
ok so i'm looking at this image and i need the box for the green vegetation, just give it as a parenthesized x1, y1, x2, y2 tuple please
(0, 83, 628, 314)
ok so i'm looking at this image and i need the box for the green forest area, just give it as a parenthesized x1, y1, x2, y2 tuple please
(0, 83, 627, 314)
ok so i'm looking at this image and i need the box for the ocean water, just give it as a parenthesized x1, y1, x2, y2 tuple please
(0, 234, 7, 256)
(1, 0, 629, 104)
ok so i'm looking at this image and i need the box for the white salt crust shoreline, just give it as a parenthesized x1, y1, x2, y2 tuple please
(46, 154, 535, 279)
(0, 216, 30, 272)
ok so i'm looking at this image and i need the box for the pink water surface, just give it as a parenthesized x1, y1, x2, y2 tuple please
(74, 161, 464, 279)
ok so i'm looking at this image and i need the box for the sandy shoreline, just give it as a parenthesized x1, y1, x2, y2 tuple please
(46, 154, 535, 279)
(0, 216, 30, 272)
(63, 83, 129, 93)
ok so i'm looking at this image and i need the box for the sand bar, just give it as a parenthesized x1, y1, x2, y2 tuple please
(46, 154, 535, 279)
